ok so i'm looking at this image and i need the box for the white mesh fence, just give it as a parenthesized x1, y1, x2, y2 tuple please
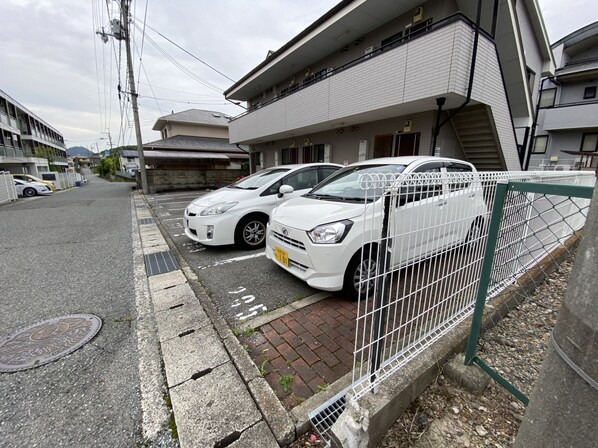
(350, 170, 594, 401)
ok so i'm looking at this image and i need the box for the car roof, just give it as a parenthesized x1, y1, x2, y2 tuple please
(273, 163, 343, 169)
(348, 156, 473, 168)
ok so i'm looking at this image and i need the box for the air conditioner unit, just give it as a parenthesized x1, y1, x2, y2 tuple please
(414, 6, 424, 23)
(364, 46, 374, 55)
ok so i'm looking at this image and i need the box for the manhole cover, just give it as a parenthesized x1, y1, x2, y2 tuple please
(0, 314, 102, 373)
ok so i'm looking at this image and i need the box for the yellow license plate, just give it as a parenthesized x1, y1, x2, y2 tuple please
(274, 246, 288, 267)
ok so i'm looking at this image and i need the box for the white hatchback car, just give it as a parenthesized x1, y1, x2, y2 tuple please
(14, 178, 54, 197)
(184, 163, 342, 249)
(266, 156, 487, 298)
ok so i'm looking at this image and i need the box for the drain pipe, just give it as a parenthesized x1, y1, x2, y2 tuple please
(235, 143, 252, 174)
(431, 0, 483, 151)
(431, 97, 447, 155)
(523, 77, 549, 171)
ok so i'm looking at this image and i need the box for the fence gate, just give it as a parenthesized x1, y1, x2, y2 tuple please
(464, 180, 594, 404)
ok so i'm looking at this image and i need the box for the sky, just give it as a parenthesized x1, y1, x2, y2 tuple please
(1, 0, 597, 153)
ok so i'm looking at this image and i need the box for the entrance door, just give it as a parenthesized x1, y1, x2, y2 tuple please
(394, 132, 420, 157)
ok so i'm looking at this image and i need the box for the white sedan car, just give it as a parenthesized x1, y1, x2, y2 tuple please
(184, 163, 342, 249)
(14, 178, 54, 197)
(266, 156, 487, 298)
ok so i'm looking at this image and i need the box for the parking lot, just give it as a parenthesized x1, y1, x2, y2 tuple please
(145, 190, 328, 326)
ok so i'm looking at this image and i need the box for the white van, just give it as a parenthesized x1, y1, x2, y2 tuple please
(265, 156, 487, 298)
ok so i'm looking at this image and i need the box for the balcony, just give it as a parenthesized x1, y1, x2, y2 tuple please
(228, 15, 499, 144)
(541, 101, 598, 131)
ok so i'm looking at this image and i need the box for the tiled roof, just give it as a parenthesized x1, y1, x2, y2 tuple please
(152, 109, 232, 130)
(143, 135, 248, 154)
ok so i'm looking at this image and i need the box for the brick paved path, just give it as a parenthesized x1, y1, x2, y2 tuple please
(244, 295, 357, 410)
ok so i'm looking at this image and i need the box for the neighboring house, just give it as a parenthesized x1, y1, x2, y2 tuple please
(224, 0, 554, 172)
(139, 109, 249, 193)
(0, 88, 68, 175)
(528, 21, 598, 171)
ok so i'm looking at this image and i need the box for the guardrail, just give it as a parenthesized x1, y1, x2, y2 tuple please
(0, 172, 17, 205)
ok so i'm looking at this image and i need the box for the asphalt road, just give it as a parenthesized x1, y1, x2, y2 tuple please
(0, 171, 170, 447)
(145, 191, 319, 326)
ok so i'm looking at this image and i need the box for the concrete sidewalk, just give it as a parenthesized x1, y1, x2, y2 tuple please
(134, 193, 286, 447)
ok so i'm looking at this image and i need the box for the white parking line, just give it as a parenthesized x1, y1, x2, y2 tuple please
(197, 252, 266, 269)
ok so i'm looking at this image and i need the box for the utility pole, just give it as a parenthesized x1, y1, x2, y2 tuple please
(96, 0, 148, 193)
(122, 0, 148, 193)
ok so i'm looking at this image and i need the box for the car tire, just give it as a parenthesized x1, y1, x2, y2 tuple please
(343, 246, 378, 300)
(23, 187, 37, 197)
(236, 215, 267, 249)
(464, 218, 484, 252)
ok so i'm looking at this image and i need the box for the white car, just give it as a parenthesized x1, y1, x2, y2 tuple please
(184, 163, 342, 249)
(265, 156, 487, 298)
(14, 178, 54, 197)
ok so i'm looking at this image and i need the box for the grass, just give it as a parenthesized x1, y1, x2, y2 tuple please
(316, 384, 329, 393)
(279, 374, 294, 392)
(259, 358, 269, 376)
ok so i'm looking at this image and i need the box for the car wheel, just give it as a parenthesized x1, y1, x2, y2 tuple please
(236, 215, 267, 249)
(343, 247, 378, 300)
(23, 187, 37, 197)
(464, 218, 484, 252)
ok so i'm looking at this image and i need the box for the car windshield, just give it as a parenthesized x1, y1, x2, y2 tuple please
(229, 168, 290, 190)
(305, 163, 407, 202)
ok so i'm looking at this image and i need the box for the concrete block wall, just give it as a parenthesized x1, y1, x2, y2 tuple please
(146, 169, 247, 194)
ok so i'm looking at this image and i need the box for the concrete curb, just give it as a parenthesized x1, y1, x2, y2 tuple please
(133, 193, 279, 447)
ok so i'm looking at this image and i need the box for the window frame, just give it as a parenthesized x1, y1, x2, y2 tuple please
(538, 88, 556, 108)
(531, 135, 549, 154)
(583, 86, 597, 100)
(580, 133, 598, 152)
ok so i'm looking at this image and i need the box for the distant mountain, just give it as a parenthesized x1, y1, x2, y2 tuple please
(67, 146, 96, 157)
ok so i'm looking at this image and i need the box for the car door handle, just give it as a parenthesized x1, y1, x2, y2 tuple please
(436, 200, 448, 207)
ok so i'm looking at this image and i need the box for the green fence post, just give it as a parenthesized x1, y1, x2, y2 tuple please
(464, 180, 509, 365)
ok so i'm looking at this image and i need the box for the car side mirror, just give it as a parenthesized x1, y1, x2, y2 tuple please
(278, 184, 294, 198)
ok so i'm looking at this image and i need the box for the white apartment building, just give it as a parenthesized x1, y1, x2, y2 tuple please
(528, 21, 598, 171)
(0, 89, 68, 176)
(225, 0, 554, 172)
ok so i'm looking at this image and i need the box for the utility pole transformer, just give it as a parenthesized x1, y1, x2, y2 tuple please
(122, 0, 148, 194)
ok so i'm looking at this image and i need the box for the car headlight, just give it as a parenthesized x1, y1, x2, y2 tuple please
(308, 219, 353, 244)
(200, 201, 238, 216)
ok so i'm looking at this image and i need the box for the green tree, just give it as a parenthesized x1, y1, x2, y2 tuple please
(35, 146, 58, 171)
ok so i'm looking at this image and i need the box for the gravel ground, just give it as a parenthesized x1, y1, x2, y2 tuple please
(290, 257, 572, 448)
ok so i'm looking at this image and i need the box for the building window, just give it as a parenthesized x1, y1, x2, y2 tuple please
(526, 67, 536, 93)
(583, 86, 597, 100)
(531, 135, 548, 154)
(250, 151, 262, 169)
(281, 147, 298, 165)
(539, 88, 556, 108)
(580, 133, 598, 152)
(302, 144, 325, 163)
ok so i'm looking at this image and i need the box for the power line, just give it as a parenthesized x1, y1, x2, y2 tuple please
(134, 18, 236, 83)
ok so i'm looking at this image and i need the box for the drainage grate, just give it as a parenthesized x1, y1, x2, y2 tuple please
(138, 218, 154, 225)
(144, 251, 179, 276)
(0, 314, 102, 372)
(308, 386, 351, 446)
(135, 204, 145, 209)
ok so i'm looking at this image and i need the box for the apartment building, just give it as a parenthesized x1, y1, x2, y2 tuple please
(0, 89, 68, 176)
(224, 0, 554, 172)
(528, 21, 598, 171)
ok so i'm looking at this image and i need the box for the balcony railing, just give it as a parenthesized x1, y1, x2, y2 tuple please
(230, 12, 491, 122)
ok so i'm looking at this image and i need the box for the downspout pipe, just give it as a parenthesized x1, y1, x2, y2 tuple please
(236, 143, 252, 174)
(523, 77, 549, 171)
(431, 0, 484, 151)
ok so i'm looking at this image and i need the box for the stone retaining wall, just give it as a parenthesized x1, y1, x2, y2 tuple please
(145, 169, 248, 193)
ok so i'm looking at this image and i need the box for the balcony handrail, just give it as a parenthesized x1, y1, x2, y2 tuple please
(228, 12, 492, 122)
(541, 98, 598, 109)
